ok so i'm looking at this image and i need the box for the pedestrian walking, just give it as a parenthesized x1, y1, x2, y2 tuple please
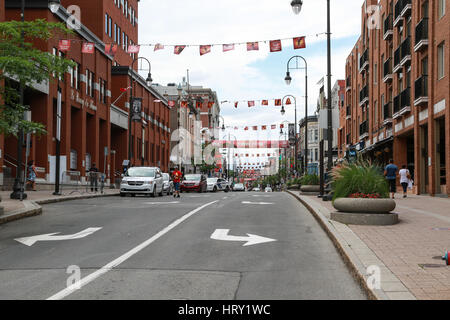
(384, 159, 398, 199)
(398, 165, 411, 198)
(26, 160, 37, 191)
(172, 166, 182, 198)
(88, 163, 99, 192)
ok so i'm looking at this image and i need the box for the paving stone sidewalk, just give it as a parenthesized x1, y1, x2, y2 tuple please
(301, 193, 450, 300)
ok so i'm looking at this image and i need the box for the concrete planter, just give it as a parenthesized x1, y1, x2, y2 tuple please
(331, 198, 398, 225)
(287, 185, 300, 190)
(300, 185, 320, 195)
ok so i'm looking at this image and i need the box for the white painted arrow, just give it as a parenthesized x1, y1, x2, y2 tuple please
(144, 201, 180, 205)
(242, 201, 274, 205)
(15, 227, 102, 247)
(211, 229, 277, 247)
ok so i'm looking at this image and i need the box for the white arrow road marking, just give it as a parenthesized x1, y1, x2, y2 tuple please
(15, 228, 103, 247)
(242, 201, 274, 205)
(47, 200, 219, 300)
(211, 229, 277, 247)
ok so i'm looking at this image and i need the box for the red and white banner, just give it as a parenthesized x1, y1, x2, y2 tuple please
(274, 99, 282, 106)
(58, 40, 71, 51)
(269, 40, 282, 52)
(248, 101, 255, 107)
(127, 45, 140, 53)
(82, 42, 95, 54)
(261, 100, 269, 106)
(174, 45, 186, 55)
(154, 43, 164, 51)
(105, 44, 118, 57)
(247, 42, 259, 51)
(168, 100, 176, 107)
(200, 45, 211, 56)
(223, 44, 235, 52)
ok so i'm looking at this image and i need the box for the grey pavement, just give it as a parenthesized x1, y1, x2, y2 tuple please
(0, 191, 366, 300)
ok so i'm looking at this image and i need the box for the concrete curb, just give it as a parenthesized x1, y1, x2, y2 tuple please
(286, 190, 416, 300)
(0, 192, 119, 226)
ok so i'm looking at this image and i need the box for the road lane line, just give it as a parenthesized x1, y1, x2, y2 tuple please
(47, 200, 219, 300)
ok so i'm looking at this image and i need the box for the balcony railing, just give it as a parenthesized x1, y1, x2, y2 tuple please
(359, 49, 369, 72)
(394, 37, 411, 72)
(394, 0, 412, 26)
(346, 105, 351, 116)
(359, 121, 368, 138)
(383, 102, 393, 124)
(383, 58, 393, 82)
(359, 85, 369, 105)
(414, 75, 428, 105)
(346, 76, 351, 90)
(394, 87, 411, 117)
(346, 133, 351, 145)
(383, 14, 393, 40)
(414, 18, 429, 52)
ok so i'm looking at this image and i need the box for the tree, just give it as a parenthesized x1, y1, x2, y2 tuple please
(0, 19, 75, 136)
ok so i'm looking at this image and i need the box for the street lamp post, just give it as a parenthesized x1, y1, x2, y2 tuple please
(281, 95, 299, 176)
(128, 57, 152, 166)
(290, 0, 332, 171)
(284, 56, 308, 175)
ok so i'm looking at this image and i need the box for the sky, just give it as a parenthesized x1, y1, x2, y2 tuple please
(139, 0, 364, 165)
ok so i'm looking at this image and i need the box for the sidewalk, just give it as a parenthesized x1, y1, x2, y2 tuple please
(0, 188, 119, 225)
(291, 191, 450, 300)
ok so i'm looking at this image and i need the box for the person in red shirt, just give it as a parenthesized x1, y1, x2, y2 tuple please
(172, 166, 182, 198)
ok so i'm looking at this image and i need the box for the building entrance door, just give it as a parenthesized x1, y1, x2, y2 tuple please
(420, 125, 429, 194)
(436, 117, 446, 195)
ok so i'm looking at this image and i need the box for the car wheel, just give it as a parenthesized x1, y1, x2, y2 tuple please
(213, 187, 217, 193)
(131, 193, 136, 197)
(225, 187, 229, 193)
(151, 188, 156, 197)
(159, 187, 163, 197)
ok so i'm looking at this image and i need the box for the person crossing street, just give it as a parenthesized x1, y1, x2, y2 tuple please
(172, 166, 182, 198)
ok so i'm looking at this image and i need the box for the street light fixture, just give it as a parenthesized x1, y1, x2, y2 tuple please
(128, 57, 152, 164)
(290, 0, 303, 15)
(280, 106, 286, 116)
(291, 0, 333, 171)
(284, 72, 292, 85)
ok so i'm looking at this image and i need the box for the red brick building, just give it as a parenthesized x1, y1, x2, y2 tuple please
(0, 0, 4, 186)
(0, 0, 170, 190)
(340, 0, 449, 196)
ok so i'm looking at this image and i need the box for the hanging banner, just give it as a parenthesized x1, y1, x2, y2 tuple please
(293, 36, 306, 49)
(174, 45, 186, 55)
(223, 44, 235, 52)
(58, 40, 71, 51)
(168, 100, 176, 107)
(262, 100, 269, 106)
(127, 45, 140, 53)
(208, 102, 214, 108)
(131, 97, 143, 122)
(200, 45, 211, 56)
(82, 42, 95, 54)
(247, 42, 259, 51)
(248, 101, 255, 107)
(285, 98, 292, 105)
(288, 123, 296, 146)
(105, 43, 118, 57)
(269, 40, 282, 52)
(154, 43, 164, 51)
(275, 99, 282, 106)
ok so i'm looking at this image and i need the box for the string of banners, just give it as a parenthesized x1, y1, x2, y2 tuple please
(223, 123, 290, 131)
(56, 36, 307, 57)
(222, 97, 294, 108)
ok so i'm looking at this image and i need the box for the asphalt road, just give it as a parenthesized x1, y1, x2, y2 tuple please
(0, 191, 366, 300)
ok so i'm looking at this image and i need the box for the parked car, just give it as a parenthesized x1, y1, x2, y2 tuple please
(181, 174, 207, 193)
(253, 187, 261, 192)
(162, 173, 173, 195)
(265, 186, 273, 192)
(120, 167, 164, 197)
(233, 183, 246, 192)
(207, 177, 231, 192)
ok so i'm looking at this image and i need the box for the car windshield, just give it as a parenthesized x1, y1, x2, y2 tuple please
(207, 178, 218, 183)
(125, 167, 156, 178)
(184, 174, 201, 181)
(162, 173, 170, 181)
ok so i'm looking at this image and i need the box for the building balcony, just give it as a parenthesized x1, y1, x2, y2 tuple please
(346, 76, 351, 92)
(393, 37, 411, 72)
(346, 105, 351, 120)
(393, 46, 402, 73)
(383, 102, 393, 125)
(394, 1, 403, 27)
(359, 49, 369, 73)
(346, 133, 351, 145)
(393, 87, 411, 118)
(414, 75, 428, 106)
(383, 58, 393, 83)
(383, 14, 393, 40)
(400, 0, 412, 18)
(359, 121, 368, 140)
(359, 85, 369, 106)
(414, 18, 429, 52)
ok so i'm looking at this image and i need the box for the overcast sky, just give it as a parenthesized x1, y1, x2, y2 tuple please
(139, 0, 363, 163)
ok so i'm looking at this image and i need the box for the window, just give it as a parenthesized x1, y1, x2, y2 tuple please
(438, 0, 446, 19)
(105, 14, 108, 35)
(374, 63, 378, 85)
(438, 42, 445, 79)
(70, 61, 80, 90)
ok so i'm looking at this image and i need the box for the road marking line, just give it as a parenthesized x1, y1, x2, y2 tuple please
(242, 201, 274, 205)
(143, 201, 180, 205)
(47, 200, 219, 300)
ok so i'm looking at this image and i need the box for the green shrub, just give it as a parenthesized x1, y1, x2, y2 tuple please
(300, 174, 319, 186)
(331, 159, 389, 201)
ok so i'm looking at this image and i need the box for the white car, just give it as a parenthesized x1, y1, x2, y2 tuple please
(162, 173, 174, 195)
(207, 177, 231, 192)
(253, 187, 261, 192)
(265, 186, 273, 192)
(120, 167, 164, 197)
(233, 183, 245, 192)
